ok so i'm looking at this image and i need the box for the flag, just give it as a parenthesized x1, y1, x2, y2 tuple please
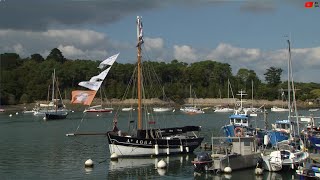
(136, 16, 144, 46)
(90, 67, 111, 82)
(305, 1, 314, 8)
(78, 81, 102, 91)
(71, 90, 97, 105)
(98, 53, 119, 69)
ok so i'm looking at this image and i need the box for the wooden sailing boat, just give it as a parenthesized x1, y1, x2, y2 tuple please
(45, 69, 69, 120)
(106, 16, 204, 157)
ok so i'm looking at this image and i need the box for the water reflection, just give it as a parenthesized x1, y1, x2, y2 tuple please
(107, 154, 194, 179)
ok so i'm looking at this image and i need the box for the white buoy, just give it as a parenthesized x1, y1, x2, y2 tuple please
(16, 112, 19, 115)
(157, 159, 167, 169)
(154, 144, 159, 155)
(224, 166, 232, 173)
(110, 152, 118, 161)
(264, 135, 269, 145)
(255, 167, 263, 175)
(85, 159, 94, 167)
(96, 114, 99, 117)
(9, 114, 12, 117)
(43, 117, 46, 120)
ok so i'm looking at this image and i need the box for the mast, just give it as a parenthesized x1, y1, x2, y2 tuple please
(287, 40, 291, 120)
(52, 69, 55, 102)
(137, 16, 143, 130)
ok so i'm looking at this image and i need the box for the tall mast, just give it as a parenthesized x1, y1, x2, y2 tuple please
(287, 40, 291, 120)
(137, 16, 143, 130)
(52, 69, 55, 102)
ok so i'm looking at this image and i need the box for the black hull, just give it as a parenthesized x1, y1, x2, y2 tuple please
(107, 131, 204, 156)
(45, 113, 68, 120)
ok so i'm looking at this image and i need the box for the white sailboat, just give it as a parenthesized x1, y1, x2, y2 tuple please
(180, 85, 204, 114)
(153, 87, 173, 112)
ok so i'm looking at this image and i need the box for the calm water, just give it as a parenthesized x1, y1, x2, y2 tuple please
(0, 109, 317, 179)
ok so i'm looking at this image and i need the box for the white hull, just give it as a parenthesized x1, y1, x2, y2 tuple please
(121, 107, 135, 111)
(153, 107, 173, 112)
(109, 144, 186, 156)
(261, 155, 282, 172)
(213, 108, 233, 113)
(271, 107, 289, 112)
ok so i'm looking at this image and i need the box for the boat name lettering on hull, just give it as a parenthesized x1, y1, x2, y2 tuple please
(127, 138, 152, 145)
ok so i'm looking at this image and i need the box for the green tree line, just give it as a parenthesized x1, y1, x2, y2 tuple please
(1, 48, 320, 105)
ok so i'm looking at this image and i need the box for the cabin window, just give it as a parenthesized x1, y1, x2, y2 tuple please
(235, 119, 241, 123)
(242, 119, 248, 124)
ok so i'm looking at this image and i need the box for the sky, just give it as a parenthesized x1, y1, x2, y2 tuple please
(0, 0, 319, 83)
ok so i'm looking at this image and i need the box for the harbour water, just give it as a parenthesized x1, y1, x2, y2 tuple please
(0, 109, 317, 179)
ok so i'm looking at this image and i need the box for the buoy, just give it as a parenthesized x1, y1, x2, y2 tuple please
(255, 167, 263, 175)
(96, 114, 99, 117)
(157, 159, 167, 169)
(9, 114, 12, 117)
(85, 159, 94, 167)
(110, 153, 118, 161)
(43, 117, 46, 120)
(16, 112, 19, 115)
(224, 166, 232, 173)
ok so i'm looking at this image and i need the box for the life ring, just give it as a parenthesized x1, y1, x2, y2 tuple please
(236, 103, 241, 107)
(234, 127, 243, 137)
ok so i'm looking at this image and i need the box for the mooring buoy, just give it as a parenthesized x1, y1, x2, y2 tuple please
(110, 153, 118, 161)
(85, 159, 94, 167)
(157, 159, 167, 169)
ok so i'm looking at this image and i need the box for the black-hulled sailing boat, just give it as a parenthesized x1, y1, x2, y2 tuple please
(45, 69, 68, 120)
(106, 16, 204, 157)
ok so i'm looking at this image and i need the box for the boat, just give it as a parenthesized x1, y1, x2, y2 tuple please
(261, 144, 309, 171)
(180, 85, 204, 114)
(267, 119, 291, 147)
(196, 137, 261, 173)
(153, 87, 174, 112)
(44, 69, 69, 120)
(309, 108, 319, 112)
(270, 106, 289, 112)
(71, 53, 119, 112)
(153, 107, 173, 112)
(106, 16, 204, 157)
(0, 108, 4, 112)
(222, 90, 265, 143)
(84, 105, 113, 113)
(121, 107, 135, 112)
(296, 163, 320, 178)
(213, 106, 233, 113)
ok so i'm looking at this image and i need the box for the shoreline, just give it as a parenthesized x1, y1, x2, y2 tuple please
(1, 98, 316, 112)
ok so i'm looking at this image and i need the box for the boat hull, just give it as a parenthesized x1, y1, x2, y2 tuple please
(45, 112, 68, 120)
(107, 132, 204, 157)
(212, 153, 261, 172)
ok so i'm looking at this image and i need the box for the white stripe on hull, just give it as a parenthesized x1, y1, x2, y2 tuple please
(109, 144, 186, 157)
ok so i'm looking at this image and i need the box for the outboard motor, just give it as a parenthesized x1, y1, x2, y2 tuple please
(192, 152, 212, 172)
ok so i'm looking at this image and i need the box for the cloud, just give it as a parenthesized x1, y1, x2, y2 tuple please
(144, 37, 164, 51)
(0, 29, 120, 60)
(173, 45, 197, 63)
(240, 1, 275, 13)
(0, 0, 163, 31)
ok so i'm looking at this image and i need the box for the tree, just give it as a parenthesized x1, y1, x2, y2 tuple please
(264, 67, 282, 87)
(30, 53, 44, 62)
(46, 48, 66, 63)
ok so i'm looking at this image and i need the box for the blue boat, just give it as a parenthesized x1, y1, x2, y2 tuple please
(267, 120, 291, 147)
(222, 90, 265, 143)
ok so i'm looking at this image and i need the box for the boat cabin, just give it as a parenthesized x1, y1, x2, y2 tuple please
(231, 137, 257, 155)
(229, 114, 249, 127)
(272, 120, 291, 133)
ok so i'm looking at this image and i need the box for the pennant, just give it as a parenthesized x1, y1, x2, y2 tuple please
(136, 16, 144, 46)
(89, 67, 111, 82)
(78, 81, 102, 91)
(98, 53, 119, 69)
(71, 90, 97, 105)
